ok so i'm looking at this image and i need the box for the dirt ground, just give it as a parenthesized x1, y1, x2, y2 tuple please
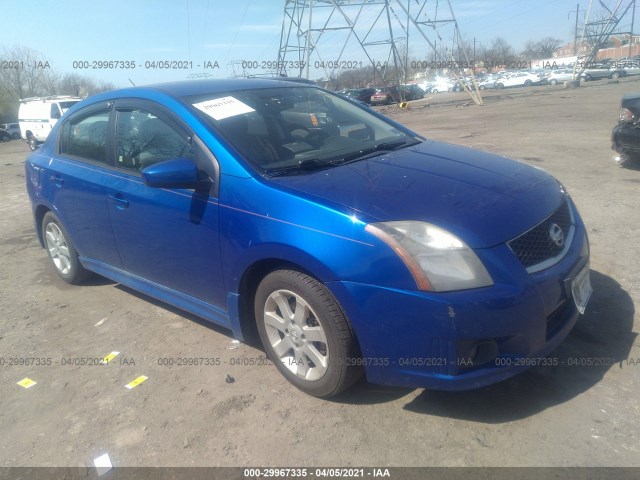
(0, 78, 639, 469)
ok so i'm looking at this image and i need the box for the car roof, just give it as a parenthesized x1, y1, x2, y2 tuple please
(148, 78, 311, 97)
(87, 78, 314, 105)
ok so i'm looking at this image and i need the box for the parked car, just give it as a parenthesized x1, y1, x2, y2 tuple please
(0, 122, 21, 139)
(401, 84, 424, 100)
(0, 129, 11, 142)
(344, 87, 376, 104)
(611, 93, 640, 166)
(617, 60, 640, 76)
(428, 77, 454, 93)
(547, 69, 580, 85)
(25, 79, 592, 397)
(370, 86, 401, 105)
(581, 65, 625, 81)
(495, 71, 545, 88)
(19, 95, 82, 150)
(477, 75, 500, 90)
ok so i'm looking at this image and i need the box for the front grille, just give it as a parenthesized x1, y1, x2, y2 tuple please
(508, 198, 574, 271)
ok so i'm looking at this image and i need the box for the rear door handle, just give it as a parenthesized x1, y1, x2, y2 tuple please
(107, 193, 130, 209)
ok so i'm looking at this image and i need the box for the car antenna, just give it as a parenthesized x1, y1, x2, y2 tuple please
(128, 79, 136, 87)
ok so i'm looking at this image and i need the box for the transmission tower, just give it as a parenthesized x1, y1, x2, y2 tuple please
(276, 0, 480, 103)
(582, 0, 635, 61)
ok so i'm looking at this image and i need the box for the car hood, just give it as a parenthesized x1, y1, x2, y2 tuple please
(269, 140, 564, 248)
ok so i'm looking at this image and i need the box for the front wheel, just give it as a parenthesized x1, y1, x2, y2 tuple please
(255, 270, 363, 397)
(42, 212, 91, 284)
(611, 71, 620, 79)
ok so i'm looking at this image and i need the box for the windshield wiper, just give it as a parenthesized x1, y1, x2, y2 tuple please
(338, 140, 418, 164)
(264, 139, 419, 176)
(264, 158, 343, 176)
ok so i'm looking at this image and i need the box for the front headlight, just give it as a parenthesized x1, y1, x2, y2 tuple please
(365, 221, 493, 292)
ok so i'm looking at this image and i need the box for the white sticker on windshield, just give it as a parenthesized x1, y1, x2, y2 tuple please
(193, 96, 255, 120)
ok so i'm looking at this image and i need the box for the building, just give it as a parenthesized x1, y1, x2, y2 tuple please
(554, 35, 640, 62)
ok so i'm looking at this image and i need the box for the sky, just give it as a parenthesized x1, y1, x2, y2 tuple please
(1, 0, 636, 88)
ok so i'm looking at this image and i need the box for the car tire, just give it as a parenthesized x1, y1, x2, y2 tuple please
(584, 74, 592, 81)
(431, 88, 438, 94)
(254, 269, 363, 398)
(611, 71, 620, 79)
(28, 135, 38, 151)
(42, 212, 91, 284)
(550, 79, 558, 85)
(524, 80, 533, 86)
(496, 83, 504, 89)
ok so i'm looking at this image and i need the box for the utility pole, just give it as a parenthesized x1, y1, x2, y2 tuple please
(570, 4, 582, 55)
(630, 0, 636, 57)
(473, 37, 476, 67)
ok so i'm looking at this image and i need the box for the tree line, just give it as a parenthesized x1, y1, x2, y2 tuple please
(0, 46, 116, 123)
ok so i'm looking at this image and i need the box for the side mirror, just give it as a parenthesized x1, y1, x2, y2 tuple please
(142, 159, 205, 189)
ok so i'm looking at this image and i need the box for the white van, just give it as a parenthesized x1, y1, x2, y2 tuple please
(19, 96, 82, 150)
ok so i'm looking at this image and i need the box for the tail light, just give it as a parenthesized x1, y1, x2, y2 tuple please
(619, 107, 635, 124)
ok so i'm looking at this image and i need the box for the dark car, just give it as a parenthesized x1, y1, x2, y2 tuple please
(0, 129, 11, 142)
(344, 88, 376, 104)
(26, 79, 591, 398)
(402, 84, 424, 100)
(612, 93, 640, 166)
(1, 123, 21, 139)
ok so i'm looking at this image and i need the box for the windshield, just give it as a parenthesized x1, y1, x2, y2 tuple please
(186, 86, 419, 174)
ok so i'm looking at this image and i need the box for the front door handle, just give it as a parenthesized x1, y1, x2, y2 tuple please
(108, 193, 130, 209)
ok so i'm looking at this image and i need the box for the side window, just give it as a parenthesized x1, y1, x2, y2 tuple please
(60, 111, 110, 163)
(115, 109, 193, 171)
(51, 104, 62, 119)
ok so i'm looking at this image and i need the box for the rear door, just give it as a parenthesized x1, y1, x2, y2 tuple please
(44, 102, 123, 268)
(105, 100, 225, 308)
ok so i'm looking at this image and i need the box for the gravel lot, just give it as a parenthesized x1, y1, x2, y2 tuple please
(0, 78, 638, 469)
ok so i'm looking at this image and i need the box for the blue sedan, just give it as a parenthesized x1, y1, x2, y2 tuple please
(25, 79, 592, 397)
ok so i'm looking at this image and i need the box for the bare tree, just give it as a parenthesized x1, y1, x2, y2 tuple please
(483, 37, 516, 68)
(520, 37, 563, 60)
(0, 46, 50, 99)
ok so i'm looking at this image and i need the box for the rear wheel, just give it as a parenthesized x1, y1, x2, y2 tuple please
(524, 79, 533, 86)
(255, 270, 363, 397)
(28, 135, 38, 151)
(42, 212, 91, 284)
(611, 71, 620, 79)
(550, 79, 558, 85)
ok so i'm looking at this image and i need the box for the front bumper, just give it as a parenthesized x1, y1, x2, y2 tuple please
(327, 221, 589, 391)
(612, 124, 640, 156)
